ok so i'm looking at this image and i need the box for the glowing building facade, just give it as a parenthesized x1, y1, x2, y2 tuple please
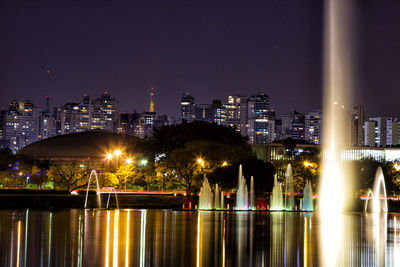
(180, 93, 195, 123)
(305, 110, 323, 144)
(1, 100, 43, 153)
(91, 92, 119, 132)
(364, 117, 399, 147)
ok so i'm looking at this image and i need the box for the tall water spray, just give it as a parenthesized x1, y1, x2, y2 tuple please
(301, 180, 314, 211)
(235, 164, 249, 210)
(320, 0, 356, 212)
(220, 191, 225, 210)
(270, 174, 284, 210)
(285, 164, 295, 210)
(199, 175, 213, 210)
(214, 184, 221, 210)
(249, 176, 256, 210)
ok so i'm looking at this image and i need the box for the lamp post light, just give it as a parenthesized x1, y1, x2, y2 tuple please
(196, 157, 205, 174)
(105, 153, 113, 170)
(114, 149, 122, 169)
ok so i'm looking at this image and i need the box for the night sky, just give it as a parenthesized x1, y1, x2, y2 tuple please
(1, 0, 400, 118)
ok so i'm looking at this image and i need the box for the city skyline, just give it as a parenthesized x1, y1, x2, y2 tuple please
(2, 1, 400, 118)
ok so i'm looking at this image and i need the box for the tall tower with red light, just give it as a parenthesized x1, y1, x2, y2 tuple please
(150, 88, 155, 113)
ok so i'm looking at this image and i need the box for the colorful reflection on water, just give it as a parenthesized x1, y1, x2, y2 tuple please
(0, 210, 399, 266)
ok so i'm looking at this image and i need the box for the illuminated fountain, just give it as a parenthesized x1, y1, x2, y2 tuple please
(214, 184, 221, 210)
(319, 0, 358, 265)
(249, 176, 256, 210)
(285, 164, 295, 211)
(199, 175, 213, 210)
(220, 191, 225, 210)
(84, 170, 102, 209)
(106, 187, 119, 209)
(270, 174, 284, 210)
(364, 167, 388, 213)
(301, 180, 314, 212)
(235, 164, 249, 210)
(319, 0, 356, 213)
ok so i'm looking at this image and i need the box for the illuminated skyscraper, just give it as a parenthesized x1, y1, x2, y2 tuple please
(305, 110, 323, 144)
(180, 93, 195, 123)
(247, 94, 274, 144)
(1, 100, 42, 153)
(364, 117, 399, 147)
(91, 92, 119, 131)
(222, 95, 247, 134)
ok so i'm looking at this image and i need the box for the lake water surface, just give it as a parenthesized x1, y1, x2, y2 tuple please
(0, 209, 399, 266)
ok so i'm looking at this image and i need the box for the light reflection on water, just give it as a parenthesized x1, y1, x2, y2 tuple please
(0, 210, 399, 266)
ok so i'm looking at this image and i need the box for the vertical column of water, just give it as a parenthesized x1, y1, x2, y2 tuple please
(199, 175, 213, 210)
(235, 164, 249, 210)
(285, 164, 294, 210)
(302, 180, 314, 211)
(214, 184, 221, 210)
(250, 176, 256, 210)
(220, 191, 225, 209)
(320, 0, 356, 213)
(270, 174, 284, 210)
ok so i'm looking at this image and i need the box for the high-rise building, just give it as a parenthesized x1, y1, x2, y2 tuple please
(154, 115, 170, 128)
(274, 119, 283, 141)
(291, 114, 305, 140)
(305, 110, 323, 144)
(364, 117, 399, 147)
(180, 93, 195, 123)
(282, 109, 297, 139)
(91, 92, 119, 132)
(282, 108, 305, 140)
(194, 104, 214, 122)
(120, 112, 141, 136)
(364, 121, 376, 147)
(222, 95, 247, 135)
(1, 100, 42, 153)
(42, 96, 55, 139)
(350, 105, 365, 146)
(57, 95, 92, 135)
(211, 100, 223, 125)
(247, 94, 274, 144)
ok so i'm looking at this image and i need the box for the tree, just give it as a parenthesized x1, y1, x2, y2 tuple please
(149, 122, 253, 194)
(208, 156, 275, 194)
(115, 164, 139, 189)
(97, 171, 119, 188)
(156, 146, 200, 194)
(0, 170, 24, 188)
(150, 121, 251, 155)
(47, 161, 92, 191)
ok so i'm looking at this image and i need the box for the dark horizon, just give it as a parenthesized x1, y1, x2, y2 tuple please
(1, 0, 400, 118)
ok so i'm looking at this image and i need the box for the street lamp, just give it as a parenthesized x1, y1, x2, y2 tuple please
(126, 158, 133, 164)
(303, 161, 311, 167)
(222, 161, 229, 167)
(114, 149, 122, 169)
(197, 158, 204, 167)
